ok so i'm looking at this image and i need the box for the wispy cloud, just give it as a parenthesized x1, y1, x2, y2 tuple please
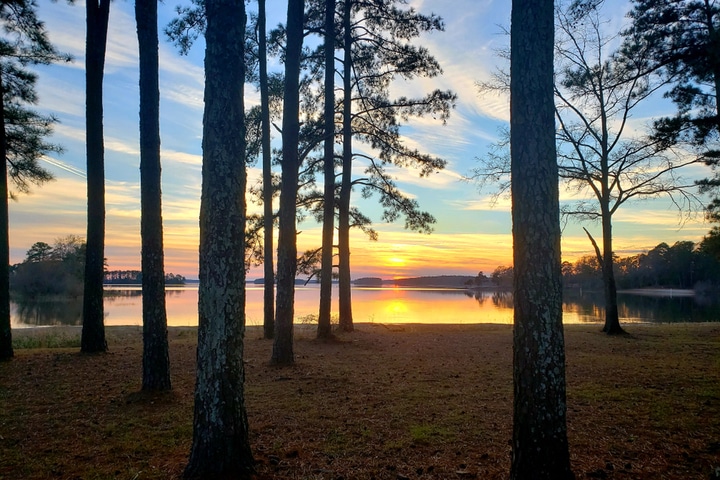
(53, 122, 140, 162)
(449, 195, 511, 212)
(162, 149, 202, 167)
(35, 76, 84, 119)
(613, 207, 706, 229)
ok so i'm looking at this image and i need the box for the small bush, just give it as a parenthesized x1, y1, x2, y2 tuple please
(297, 313, 339, 326)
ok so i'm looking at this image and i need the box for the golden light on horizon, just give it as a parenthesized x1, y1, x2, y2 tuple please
(8, 170, 713, 280)
(388, 257, 406, 266)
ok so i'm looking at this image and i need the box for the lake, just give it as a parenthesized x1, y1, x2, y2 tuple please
(10, 284, 720, 328)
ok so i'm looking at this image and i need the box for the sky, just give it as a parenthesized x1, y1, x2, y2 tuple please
(7, 0, 714, 280)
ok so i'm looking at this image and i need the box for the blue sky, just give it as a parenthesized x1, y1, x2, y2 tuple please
(7, 0, 713, 280)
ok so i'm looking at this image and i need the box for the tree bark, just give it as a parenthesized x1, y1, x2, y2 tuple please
(510, 0, 574, 478)
(184, 0, 254, 477)
(82, 0, 110, 354)
(272, 0, 305, 365)
(318, 0, 336, 339)
(337, 0, 354, 332)
(136, 0, 171, 390)
(0, 75, 12, 361)
(584, 226, 623, 334)
(601, 211, 623, 334)
(259, 0, 275, 340)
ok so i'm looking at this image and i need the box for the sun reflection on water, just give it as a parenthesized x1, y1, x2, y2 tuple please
(11, 284, 719, 328)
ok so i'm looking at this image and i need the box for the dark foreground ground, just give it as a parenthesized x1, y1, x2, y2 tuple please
(1, 323, 719, 479)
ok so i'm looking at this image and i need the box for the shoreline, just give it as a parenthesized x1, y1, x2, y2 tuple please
(10, 320, 720, 338)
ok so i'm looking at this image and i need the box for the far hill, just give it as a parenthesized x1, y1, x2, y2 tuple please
(354, 275, 475, 288)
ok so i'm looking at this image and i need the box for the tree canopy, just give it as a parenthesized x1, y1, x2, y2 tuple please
(0, 0, 70, 360)
(624, 0, 720, 217)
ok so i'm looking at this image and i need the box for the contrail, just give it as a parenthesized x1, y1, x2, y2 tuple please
(41, 156, 87, 178)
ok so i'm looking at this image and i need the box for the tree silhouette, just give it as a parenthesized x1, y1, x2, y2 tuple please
(624, 0, 720, 216)
(554, 2, 702, 334)
(136, 0, 170, 391)
(474, 1, 703, 334)
(335, 0, 455, 331)
(0, 1, 68, 360)
(258, 0, 275, 340)
(317, 0, 336, 339)
(82, 0, 110, 354)
(272, 0, 305, 365)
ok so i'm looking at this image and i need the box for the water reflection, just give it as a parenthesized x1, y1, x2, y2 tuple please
(10, 285, 720, 328)
(12, 296, 83, 326)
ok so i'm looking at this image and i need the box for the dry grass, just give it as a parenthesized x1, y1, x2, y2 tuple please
(0, 323, 719, 479)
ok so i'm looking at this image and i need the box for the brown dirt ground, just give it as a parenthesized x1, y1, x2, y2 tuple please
(1, 322, 719, 480)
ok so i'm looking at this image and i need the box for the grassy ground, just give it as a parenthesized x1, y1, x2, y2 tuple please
(0, 323, 719, 479)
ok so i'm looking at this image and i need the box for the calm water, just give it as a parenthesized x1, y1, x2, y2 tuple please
(10, 285, 720, 328)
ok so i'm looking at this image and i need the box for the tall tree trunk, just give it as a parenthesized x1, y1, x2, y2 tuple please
(259, 0, 274, 340)
(337, 0, 353, 332)
(318, 0, 336, 339)
(509, 0, 573, 478)
(136, 0, 171, 390)
(82, 0, 110, 354)
(184, 0, 254, 477)
(0, 75, 12, 361)
(272, 0, 305, 365)
(601, 211, 623, 334)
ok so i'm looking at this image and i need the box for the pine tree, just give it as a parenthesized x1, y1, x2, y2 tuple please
(624, 0, 720, 215)
(272, 0, 306, 365)
(0, 0, 68, 360)
(184, 0, 254, 476)
(82, 0, 111, 354)
(510, 0, 573, 476)
(317, 0, 336, 339)
(335, 0, 455, 331)
(258, 0, 275, 340)
(136, 0, 171, 390)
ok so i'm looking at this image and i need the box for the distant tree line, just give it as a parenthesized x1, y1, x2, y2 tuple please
(566, 240, 720, 291)
(104, 270, 186, 285)
(10, 236, 185, 297)
(485, 238, 720, 293)
(465, 268, 512, 289)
